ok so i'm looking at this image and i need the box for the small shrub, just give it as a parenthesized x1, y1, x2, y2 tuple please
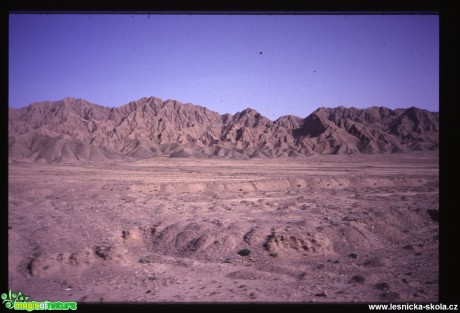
(347, 253, 358, 259)
(237, 249, 251, 256)
(138, 258, 151, 264)
(375, 282, 390, 291)
(427, 209, 439, 222)
(351, 275, 365, 283)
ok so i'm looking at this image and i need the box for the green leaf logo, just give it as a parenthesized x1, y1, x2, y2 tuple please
(2, 290, 29, 310)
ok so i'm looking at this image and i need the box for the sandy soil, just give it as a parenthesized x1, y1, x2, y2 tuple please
(8, 152, 439, 303)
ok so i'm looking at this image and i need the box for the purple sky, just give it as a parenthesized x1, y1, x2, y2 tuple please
(9, 14, 438, 119)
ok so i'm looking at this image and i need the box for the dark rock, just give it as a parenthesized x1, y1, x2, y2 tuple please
(375, 282, 390, 291)
(427, 209, 439, 222)
(351, 275, 365, 283)
(348, 253, 358, 259)
(237, 249, 251, 256)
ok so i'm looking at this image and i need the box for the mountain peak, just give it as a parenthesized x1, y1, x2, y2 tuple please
(232, 107, 271, 128)
(62, 96, 80, 103)
(274, 115, 303, 129)
(241, 107, 258, 114)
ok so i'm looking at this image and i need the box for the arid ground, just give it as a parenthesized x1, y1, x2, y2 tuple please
(8, 152, 439, 303)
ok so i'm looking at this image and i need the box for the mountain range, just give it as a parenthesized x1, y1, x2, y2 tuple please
(8, 97, 439, 163)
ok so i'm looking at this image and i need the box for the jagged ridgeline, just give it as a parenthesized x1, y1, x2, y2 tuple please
(8, 97, 439, 163)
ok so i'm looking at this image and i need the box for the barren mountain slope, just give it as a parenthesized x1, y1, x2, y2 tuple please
(8, 97, 439, 162)
(294, 106, 439, 154)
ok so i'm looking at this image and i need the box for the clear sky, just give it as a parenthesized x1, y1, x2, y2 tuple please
(9, 14, 438, 119)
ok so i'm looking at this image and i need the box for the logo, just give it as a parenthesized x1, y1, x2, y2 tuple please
(1, 290, 77, 311)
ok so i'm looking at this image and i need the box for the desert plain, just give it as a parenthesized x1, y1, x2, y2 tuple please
(8, 152, 439, 303)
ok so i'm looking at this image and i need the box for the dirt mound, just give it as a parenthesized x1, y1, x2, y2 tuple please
(263, 226, 333, 255)
(124, 220, 336, 263)
(9, 97, 439, 163)
(170, 147, 210, 159)
(27, 249, 95, 277)
(147, 222, 246, 261)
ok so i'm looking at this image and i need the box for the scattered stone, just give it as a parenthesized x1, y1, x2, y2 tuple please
(121, 230, 130, 239)
(212, 220, 222, 226)
(348, 253, 358, 259)
(94, 246, 112, 260)
(402, 244, 414, 251)
(314, 291, 327, 297)
(379, 292, 400, 301)
(298, 272, 307, 280)
(351, 275, 365, 283)
(138, 258, 151, 264)
(375, 282, 390, 291)
(363, 257, 391, 267)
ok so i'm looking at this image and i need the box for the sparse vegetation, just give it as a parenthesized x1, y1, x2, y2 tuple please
(237, 248, 251, 256)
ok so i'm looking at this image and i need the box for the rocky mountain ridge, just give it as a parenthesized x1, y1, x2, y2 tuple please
(8, 97, 439, 162)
